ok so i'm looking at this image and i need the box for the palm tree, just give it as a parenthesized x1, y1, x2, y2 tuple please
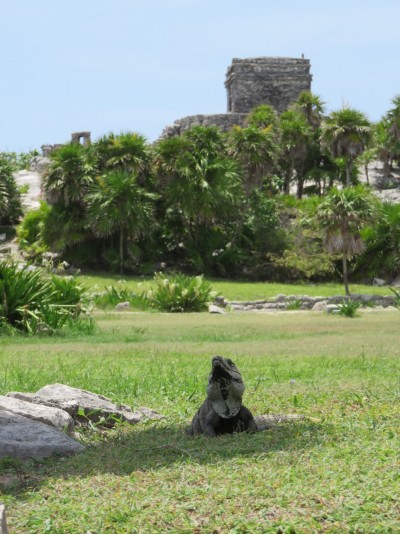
(359, 201, 400, 280)
(0, 177, 9, 218)
(316, 185, 376, 295)
(92, 131, 151, 184)
(43, 143, 96, 207)
(246, 104, 280, 131)
(374, 119, 393, 177)
(153, 127, 243, 271)
(320, 108, 372, 186)
(279, 109, 312, 196)
(86, 171, 156, 273)
(0, 155, 23, 224)
(293, 90, 325, 129)
(227, 125, 279, 197)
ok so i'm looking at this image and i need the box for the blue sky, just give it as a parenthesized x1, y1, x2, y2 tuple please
(1, 0, 399, 152)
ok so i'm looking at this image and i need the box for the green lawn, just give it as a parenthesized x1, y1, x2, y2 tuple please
(81, 271, 393, 301)
(1, 310, 399, 532)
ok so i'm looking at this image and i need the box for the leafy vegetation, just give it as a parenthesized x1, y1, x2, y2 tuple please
(145, 272, 217, 312)
(0, 261, 93, 335)
(337, 298, 362, 317)
(6, 92, 400, 291)
(0, 155, 23, 225)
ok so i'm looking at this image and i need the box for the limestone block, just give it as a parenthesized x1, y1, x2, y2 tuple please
(208, 304, 226, 314)
(115, 301, 131, 311)
(6, 391, 35, 402)
(0, 395, 74, 433)
(32, 384, 163, 426)
(0, 410, 85, 459)
(311, 300, 327, 312)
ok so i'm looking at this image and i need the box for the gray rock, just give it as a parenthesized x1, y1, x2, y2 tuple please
(115, 301, 131, 311)
(254, 413, 306, 431)
(214, 295, 228, 307)
(29, 155, 50, 173)
(32, 384, 163, 426)
(326, 304, 339, 313)
(373, 277, 387, 286)
(208, 304, 226, 314)
(311, 300, 327, 312)
(0, 410, 85, 460)
(6, 391, 36, 402)
(0, 395, 74, 433)
(0, 504, 8, 534)
(391, 277, 400, 286)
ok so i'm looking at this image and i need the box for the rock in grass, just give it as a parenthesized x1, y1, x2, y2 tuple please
(115, 301, 131, 311)
(6, 391, 35, 402)
(0, 410, 85, 460)
(311, 300, 327, 312)
(32, 384, 163, 426)
(0, 504, 8, 534)
(208, 304, 226, 314)
(0, 395, 74, 433)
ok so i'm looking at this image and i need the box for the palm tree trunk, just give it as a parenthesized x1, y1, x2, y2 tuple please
(119, 227, 124, 274)
(296, 177, 304, 199)
(345, 161, 352, 187)
(342, 253, 350, 296)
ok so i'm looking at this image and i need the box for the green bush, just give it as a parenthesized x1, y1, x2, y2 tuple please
(337, 299, 361, 318)
(92, 285, 148, 310)
(0, 261, 95, 335)
(145, 273, 217, 312)
(389, 287, 400, 309)
(0, 156, 23, 224)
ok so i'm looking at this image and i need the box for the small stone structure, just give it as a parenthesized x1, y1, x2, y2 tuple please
(161, 56, 312, 138)
(225, 57, 312, 114)
(41, 144, 63, 157)
(71, 131, 91, 146)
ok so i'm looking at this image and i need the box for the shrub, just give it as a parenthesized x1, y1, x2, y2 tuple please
(145, 273, 217, 312)
(389, 287, 400, 309)
(0, 261, 95, 335)
(92, 285, 148, 310)
(0, 156, 23, 224)
(285, 298, 302, 310)
(337, 299, 361, 318)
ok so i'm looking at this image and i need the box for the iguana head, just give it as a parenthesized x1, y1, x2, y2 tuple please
(206, 356, 245, 418)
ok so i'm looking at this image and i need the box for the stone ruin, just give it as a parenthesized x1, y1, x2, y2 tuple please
(30, 132, 92, 173)
(161, 56, 312, 137)
(41, 131, 92, 157)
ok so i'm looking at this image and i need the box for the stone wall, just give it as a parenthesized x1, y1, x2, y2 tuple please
(161, 112, 248, 138)
(227, 294, 396, 311)
(225, 57, 312, 114)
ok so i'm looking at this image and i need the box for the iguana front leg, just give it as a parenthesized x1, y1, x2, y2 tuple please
(203, 407, 221, 437)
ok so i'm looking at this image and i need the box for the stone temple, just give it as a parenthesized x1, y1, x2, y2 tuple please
(161, 56, 312, 138)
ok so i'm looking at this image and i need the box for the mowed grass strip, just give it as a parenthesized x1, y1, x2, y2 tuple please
(1, 311, 399, 533)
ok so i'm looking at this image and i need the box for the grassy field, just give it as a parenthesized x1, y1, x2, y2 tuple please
(1, 309, 399, 533)
(80, 272, 394, 301)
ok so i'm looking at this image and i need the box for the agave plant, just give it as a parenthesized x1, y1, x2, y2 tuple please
(0, 261, 94, 334)
(146, 273, 217, 312)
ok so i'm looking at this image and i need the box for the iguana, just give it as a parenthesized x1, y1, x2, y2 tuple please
(186, 355, 257, 437)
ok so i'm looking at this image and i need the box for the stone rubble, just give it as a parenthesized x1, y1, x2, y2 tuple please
(0, 384, 164, 460)
(224, 294, 396, 312)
